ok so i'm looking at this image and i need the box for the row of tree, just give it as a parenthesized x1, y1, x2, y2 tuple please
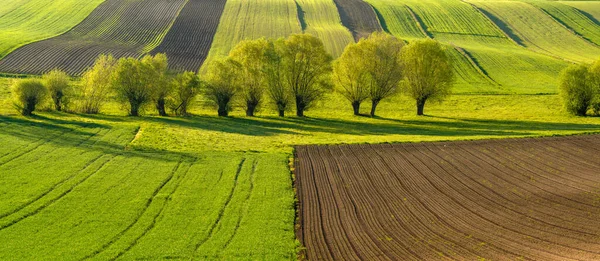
(559, 58, 600, 116)
(206, 33, 454, 117)
(12, 33, 454, 117)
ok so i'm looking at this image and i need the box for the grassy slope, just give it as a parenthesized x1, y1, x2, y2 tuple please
(561, 1, 600, 23)
(368, 0, 568, 94)
(295, 0, 355, 57)
(470, 0, 600, 63)
(524, 0, 600, 46)
(201, 0, 302, 72)
(0, 0, 105, 58)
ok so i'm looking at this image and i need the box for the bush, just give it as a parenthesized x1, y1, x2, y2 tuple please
(142, 54, 170, 116)
(79, 54, 116, 114)
(12, 79, 48, 116)
(168, 71, 201, 116)
(42, 69, 71, 111)
(559, 64, 595, 116)
(228, 39, 269, 116)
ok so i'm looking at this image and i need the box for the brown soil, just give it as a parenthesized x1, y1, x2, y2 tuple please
(295, 135, 600, 260)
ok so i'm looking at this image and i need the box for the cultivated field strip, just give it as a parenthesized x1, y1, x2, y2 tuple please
(295, 0, 355, 57)
(200, 0, 301, 72)
(295, 135, 600, 260)
(469, 0, 600, 63)
(561, 1, 600, 23)
(330, 0, 382, 41)
(149, 0, 228, 72)
(0, 0, 187, 75)
(0, 0, 105, 59)
(524, 0, 600, 46)
(367, 0, 568, 93)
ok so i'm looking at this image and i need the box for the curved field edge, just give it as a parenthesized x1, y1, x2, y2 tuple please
(0, 0, 106, 59)
(0, 0, 188, 75)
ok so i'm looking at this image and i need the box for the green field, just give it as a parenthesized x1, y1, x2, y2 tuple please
(0, 0, 105, 58)
(2, 0, 600, 259)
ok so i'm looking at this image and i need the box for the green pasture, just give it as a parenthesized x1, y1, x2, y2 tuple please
(0, 0, 105, 58)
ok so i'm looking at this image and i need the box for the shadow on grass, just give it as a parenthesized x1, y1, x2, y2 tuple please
(0, 115, 197, 162)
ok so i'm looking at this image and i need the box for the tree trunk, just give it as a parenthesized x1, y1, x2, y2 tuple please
(246, 101, 257, 117)
(296, 96, 305, 117)
(352, 101, 361, 116)
(23, 98, 36, 116)
(156, 98, 167, 116)
(218, 105, 228, 117)
(130, 105, 140, 117)
(417, 98, 426, 116)
(54, 92, 63, 111)
(278, 109, 285, 117)
(370, 99, 380, 117)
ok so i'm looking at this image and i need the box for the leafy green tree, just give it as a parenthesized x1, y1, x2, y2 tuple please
(229, 39, 269, 116)
(79, 54, 116, 114)
(42, 69, 71, 111)
(333, 32, 404, 116)
(401, 39, 453, 116)
(204, 58, 241, 117)
(12, 79, 48, 116)
(263, 40, 291, 117)
(590, 59, 600, 114)
(559, 64, 595, 116)
(111, 57, 152, 116)
(279, 34, 333, 117)
(142, 53, 170, 116)
(168, 71, 201, 116)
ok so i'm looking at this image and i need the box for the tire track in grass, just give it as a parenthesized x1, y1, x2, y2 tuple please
(81, 159, 184, 260)
(220, 159, 257, 252)
(0, 154, 116, 230)
(194, 158, 246, 251)
(0, 127, 76, 166)
(0, 153, 104, 220)
(108, 161, 195, 260)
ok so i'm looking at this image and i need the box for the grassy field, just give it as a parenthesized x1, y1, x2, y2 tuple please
(560, 1, 600, 23)
(2, 70, 600, 260)
(0, 0, 105, 58)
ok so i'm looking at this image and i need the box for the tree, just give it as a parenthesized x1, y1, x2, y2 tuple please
(263, 39, 292, 117)
(142, 54, 170, 116)
(204, 58, 240, 116)
(401, 39, 453, 116)
(333, 42, 370, 115)
(12, 79, 48, 116)
(559, 64, 595, 116)
(42, 69, 71, 111)
(79, 54, 116, 114)
(333, 32, 404, 116)
(111, 57, 152, 116)
(168, 71, 201, 116)
(590, 59, 600, 114)
(279, 34, 333, 117)
(229, 39, 269, 116)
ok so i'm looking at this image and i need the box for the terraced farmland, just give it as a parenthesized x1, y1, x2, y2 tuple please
(296, 135, 600, 260)
(0, 0, 187, 75)
(0, 0, 105, 59)
(149, 0, 228, 72)
(0, 116, 296, 260)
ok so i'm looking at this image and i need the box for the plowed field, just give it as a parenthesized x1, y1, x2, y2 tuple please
(295, 135, 600, 260)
